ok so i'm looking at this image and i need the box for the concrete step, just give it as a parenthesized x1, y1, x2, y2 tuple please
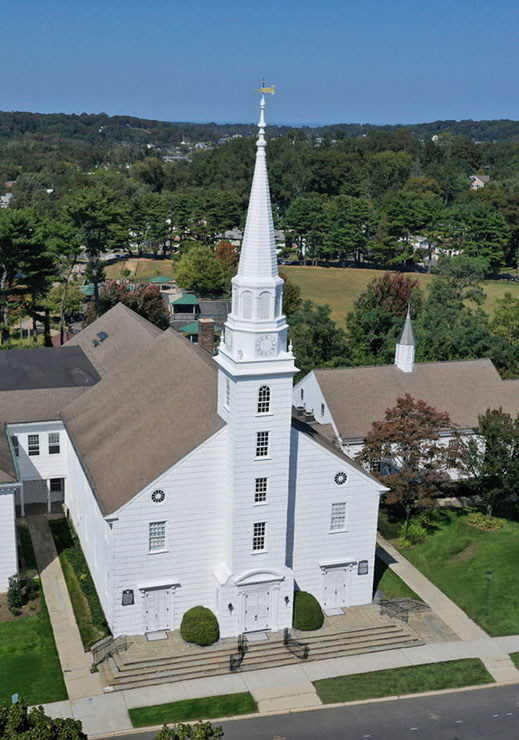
(104, 624, 423, 690)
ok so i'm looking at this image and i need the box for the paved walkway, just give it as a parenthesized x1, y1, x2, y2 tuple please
(27, 515, 105, 701)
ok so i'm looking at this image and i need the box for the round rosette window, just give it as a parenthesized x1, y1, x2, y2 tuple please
(151, 489, 166, 504)
(334, 472, 347, 486)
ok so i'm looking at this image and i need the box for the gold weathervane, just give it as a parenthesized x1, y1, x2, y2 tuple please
(256, 84, 275, 95)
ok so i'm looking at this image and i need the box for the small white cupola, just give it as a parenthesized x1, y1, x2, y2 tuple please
(394, 305, 415, 373)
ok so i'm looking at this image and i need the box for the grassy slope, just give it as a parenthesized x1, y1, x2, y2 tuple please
(399, 509, 519, 636)
(0, 592, 67, 706)
(314, 659, 493, 703)
(510, 653, 519, 669)
(104, 258, 175, 283)
(129, 692, 257, 727)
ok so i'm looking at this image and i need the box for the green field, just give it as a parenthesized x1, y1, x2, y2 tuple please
(398, 508, 519, 636)
(282, 266, 519, 325)
(103, 258, 519, 326)
(0, 592, 67, 707)
(313, 659, 493, 704)
(129, 692, 257, 728)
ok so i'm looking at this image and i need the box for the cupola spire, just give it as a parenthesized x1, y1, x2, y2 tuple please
(395, 304, 416, 373)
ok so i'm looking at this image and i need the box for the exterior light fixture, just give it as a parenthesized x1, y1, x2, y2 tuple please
(228, 603, 234, 613)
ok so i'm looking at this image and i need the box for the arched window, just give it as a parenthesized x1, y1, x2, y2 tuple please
(257, 385, 271, 414)
(225, 378, 231, 408)
(258, 292, 272, 320)
(241, 291, 253, 319)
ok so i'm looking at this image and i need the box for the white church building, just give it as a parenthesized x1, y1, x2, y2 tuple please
(0, 94, 387, 639)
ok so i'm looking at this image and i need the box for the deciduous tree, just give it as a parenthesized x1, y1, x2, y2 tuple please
(357, 394, 464, 514)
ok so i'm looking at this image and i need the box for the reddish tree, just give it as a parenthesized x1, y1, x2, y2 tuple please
(363, 271, 422, 318)
(85, 280, 169, 329)
(215, 240, 239, 271)
(357, 393, 464, 513)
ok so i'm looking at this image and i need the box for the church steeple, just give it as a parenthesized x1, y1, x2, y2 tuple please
(395, 305, 416, 373)
(216, 88, 295, 378)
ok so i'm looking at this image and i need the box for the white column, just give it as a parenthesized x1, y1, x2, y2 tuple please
(46, 479, 51, 514)
(20, 484, 25, 517)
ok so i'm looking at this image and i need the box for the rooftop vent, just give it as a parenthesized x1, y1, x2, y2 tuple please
(97, 331, 108, 342)
(92, 340, 99, 347)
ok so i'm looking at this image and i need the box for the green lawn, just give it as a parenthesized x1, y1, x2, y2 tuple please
(397, 508, 519, 636)
(510, 653, 519, 670)
(282, 266, 519, 325)
(0, 591, 67, 706)
(48, 519, 109, 649)
(104, 257, 175, 283)
(373, 554, 421, 601)
(129, 692, 257, 728)
(314, 659, 493, 704)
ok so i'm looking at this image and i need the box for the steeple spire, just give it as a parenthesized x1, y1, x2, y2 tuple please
(395, 305, 416, 373)
(237, 88, 278, 281)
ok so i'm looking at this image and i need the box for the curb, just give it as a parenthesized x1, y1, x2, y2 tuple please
(93, 679, 519, 738)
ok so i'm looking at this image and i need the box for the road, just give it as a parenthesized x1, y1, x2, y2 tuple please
(106, 684, 519, 739)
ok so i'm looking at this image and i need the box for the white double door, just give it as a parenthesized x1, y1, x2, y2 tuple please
(323, 566, 351, 608)
(144, 587, 172, 632)
(242, 587, 271, 633)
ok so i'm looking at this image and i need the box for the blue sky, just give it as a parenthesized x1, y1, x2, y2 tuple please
(1, 0, 518, 125)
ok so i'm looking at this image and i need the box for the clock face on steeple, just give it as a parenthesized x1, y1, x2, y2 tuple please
(255, 334, 276, 356)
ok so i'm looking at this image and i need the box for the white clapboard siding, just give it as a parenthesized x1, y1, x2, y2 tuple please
(289, 428, 383, 608)
(0, 489, 18, 592)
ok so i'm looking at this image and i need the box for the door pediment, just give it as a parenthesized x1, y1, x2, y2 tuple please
(234, 568, 285, 587)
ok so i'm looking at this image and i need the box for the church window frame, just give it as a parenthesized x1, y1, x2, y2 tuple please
(254, 477, 268, 504)
(257, 385, 271, 414)
(28, 434, 40, 456)
(300, 388, 304, 401)
(255, 431, 269, 458)
(11, 435, 19, 457)
(330, 502, 347, 532)
(321, 403, 325, 417)
(252, 521, 266, 552)
(48, 432, 60, 455)
(148, 521, 167, 552)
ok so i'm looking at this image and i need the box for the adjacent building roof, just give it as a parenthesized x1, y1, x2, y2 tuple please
(149, 275, 175, 284)
(62, 327, 225, 516)
(315, 358, 507, 441)
(172, 294, 198, 306)
(0, 346, 100, 392)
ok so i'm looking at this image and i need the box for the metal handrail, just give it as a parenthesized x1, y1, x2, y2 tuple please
(229, 633, 248, 671)
(91, 634, 128, 669)
(283, 628, 309, 660)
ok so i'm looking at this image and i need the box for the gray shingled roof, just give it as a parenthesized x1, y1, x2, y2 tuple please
(66, 302, 162, 375)
(315, 358, 509, 440)
(62, 327, 224, 516)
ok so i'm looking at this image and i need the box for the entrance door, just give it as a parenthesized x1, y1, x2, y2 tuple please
(144, 588, 172, 632)
(243, 588, 271, 632)
(323, 567, 348, 608)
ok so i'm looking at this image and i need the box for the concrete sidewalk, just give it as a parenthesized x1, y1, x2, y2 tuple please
(27, 515, 105, 701)
(377, 534, 519, 683)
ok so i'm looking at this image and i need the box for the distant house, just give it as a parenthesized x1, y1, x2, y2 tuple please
(0, 193, 13, 209)
(470, 174, 490, 190)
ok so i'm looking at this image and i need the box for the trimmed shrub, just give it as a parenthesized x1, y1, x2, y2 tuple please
(7, 575, 23, 613)
(181, 606, 219, 646)
(293, 590, 324, 631)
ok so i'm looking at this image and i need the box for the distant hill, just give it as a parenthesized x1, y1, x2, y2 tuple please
(1, 111, 519, 148)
